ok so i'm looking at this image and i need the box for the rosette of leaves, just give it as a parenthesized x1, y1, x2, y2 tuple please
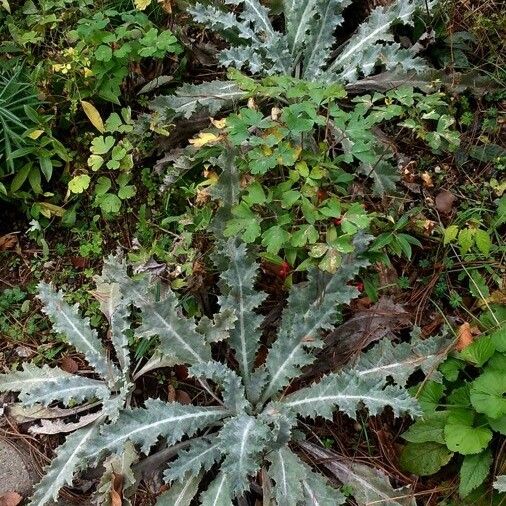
(150, 0, 434, 118)
(400, 325, 506, 499)
(0, 237, 451, 504)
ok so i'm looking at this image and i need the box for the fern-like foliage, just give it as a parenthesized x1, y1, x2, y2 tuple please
(0, 241, 449, 505)
(151, 0, 434, 118)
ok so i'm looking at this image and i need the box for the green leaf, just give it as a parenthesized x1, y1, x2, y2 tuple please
(98, 193, 122, 214)
(444, 225, 459, 245)
(68, 174, 91, 194)
(91, 136, 115, 155)
(458, 335, 495, 367)
(95, 45, 113, 62)
(10, 163, 31, 192)
(490, 327, 506, 352)
(459, 449, 492, 498)
(411, 381, 445, 414)
(87, 154, 105, 171)
(444, 409, 493, 455)
(262, 226, 291, 255)
(402, 411, 448, 444)
(470, 368, 506, 419)
(458, 228, 474, 255)
(118, 185, 136, 200)
(439, 357, 464, 382)
(474, 229, 491, 255)
(400, 441, 453, 476)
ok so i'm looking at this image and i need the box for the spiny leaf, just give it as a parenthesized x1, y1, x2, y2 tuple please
(196, 308, 237, 343)
(0, 363, 109, 406)
(86, 399, 228, 463)
(301, 442, 416, 506)
(150, 81, 245, 119)
(349, 328, 450, 386)
(199, 473, 233, 505)
(259, 248, 369, 403)
(137, 289, 211, 365)
(37, 282, 120, 383)
(163, 436, 222, 483)
(267, 446, 305, 505)
(216, 238, 267, 389)
(189, 361, 249, 412)
(27, 423, 101, 505)
(156, 473, 202, 505)
(274, 372, 420, 420)
(218, 414, 271, 494)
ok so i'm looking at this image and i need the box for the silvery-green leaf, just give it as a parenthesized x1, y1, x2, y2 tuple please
(91, 278, 131, 372)
(494, 475, 506, 493)
(137, 289, 211, 365)
(156, 473, 202, 506)
(189, 361, 249, 412)
(216, 239, 266, 389)
(196, 308, 237, 343)
(259, 250, 369, 403)
(218, 414, 271, 494)
(300, 442, 416, 506)
(303, 0, 351, 79)
(27, 422, 100, 506)
(326, 1, 427, 83)
(267, 446, 305, 504)
(0, 363, 109, 406)
(349, 329, 450, 386)
(38, 282, 120, 383)
(150, 81, 245, 119)
(199, 473, 233, 505)
(302, 469, 346, 505)
(274, 373, 420, 420)
(164, 436, 222, 483)
(86, 399, 228, 463)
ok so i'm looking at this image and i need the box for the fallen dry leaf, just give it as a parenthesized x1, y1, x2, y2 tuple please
(421, 171, 434, 187)
(176, 390, 192, 405)
(110, 472, 123, 506)
(455, 322, 474, 351)
(60, 356, 79, 374)
(0, 491, 23, 506)
(0, 234, 18, 251)
(435, 190, 456, 214)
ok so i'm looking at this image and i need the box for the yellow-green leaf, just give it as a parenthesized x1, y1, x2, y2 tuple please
(68, 174, 91, 194)
(39, 202, 65, 217)
(134, 0, 152, 9)
(27, 129, 44, 140)
(81, 101, 105, 133)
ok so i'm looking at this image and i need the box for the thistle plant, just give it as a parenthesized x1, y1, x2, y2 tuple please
(0, 238, 449, 505)
(150, 0, 435, 118)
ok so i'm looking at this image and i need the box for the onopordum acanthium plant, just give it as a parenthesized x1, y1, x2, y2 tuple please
(0, 238, 450, 505)
(150, 0, 436, 119)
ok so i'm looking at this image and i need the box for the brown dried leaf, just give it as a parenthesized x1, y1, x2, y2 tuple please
(167, 384, 176, 402)
(175, 390, 191, 405)
(0, 492, 23, 506)
(455, 322, 474, 351)
(110, 473, 123, 506)
(0, 234, 18, 251)
(421, 171, 434, 187)
(60, 356, 79, 374)
(435, 190, 456, 214)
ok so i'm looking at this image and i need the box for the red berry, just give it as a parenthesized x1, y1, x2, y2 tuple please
(278, 261, 291, 278)
(317, 189, 327, 203)
(355, 282, 364, 293)
(333, 218, 342, 226)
